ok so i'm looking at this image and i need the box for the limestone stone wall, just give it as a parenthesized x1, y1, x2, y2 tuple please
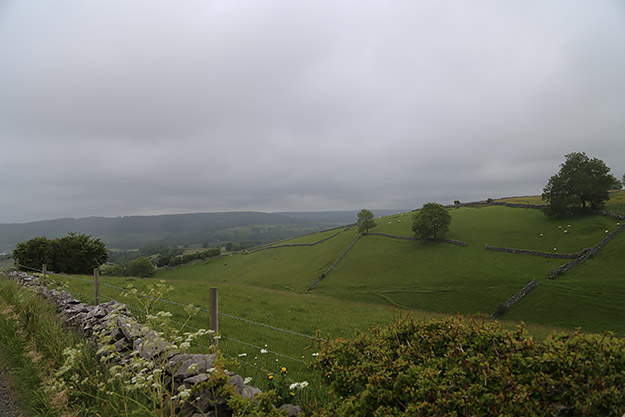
(550, 222, 625, 279)
(485, 245, 584, 259)
(7, 271, 301, 417)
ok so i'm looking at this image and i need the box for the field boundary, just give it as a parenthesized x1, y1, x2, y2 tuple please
(307, 235, 362, 291)
(549, 222, 625, 279)
(485, 245, 583, 259)
(366, 233, 467, 246)
(244, 230, 342, 254)
(491, 279, 539, 318)
(493, 215, 625, 318)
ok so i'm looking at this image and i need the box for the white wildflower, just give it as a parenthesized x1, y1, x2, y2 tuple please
(260, 349, 268, 354)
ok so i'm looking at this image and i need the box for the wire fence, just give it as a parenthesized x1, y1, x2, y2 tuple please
(11, 264, 322, 381)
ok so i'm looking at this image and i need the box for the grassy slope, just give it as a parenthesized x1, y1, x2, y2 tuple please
(47, 194, 625, 373)
(152, 205, 620, 333)
(314, 206, 616, 315)
(504, 227, 625, 334)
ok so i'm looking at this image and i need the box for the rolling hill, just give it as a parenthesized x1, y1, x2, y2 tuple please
(0, 209, 403, 252)
(153, 196, 625, 335)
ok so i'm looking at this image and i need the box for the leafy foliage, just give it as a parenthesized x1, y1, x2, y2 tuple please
(13, 232, 108, 274)
(312, 315, 625, 416)
(411, 203, 451, 239)
(542, 152, 618, 217)
(356, 209, 376, 234)
(126, 256, 156, 277)
(160, 248, 221, 267)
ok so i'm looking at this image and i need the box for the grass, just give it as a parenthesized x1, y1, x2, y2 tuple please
(7, 195, 625, 393)
(149, 205, 621, 336)
(496, 195, 546, 205)
(44, 270, 566, 388)
(606, 190, 625, 215)
(503, 225, 625, 334)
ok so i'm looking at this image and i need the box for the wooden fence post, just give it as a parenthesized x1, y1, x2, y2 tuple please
(209, 287, 219, 348)
(42, 264, 47, 286)
(94, 268, 100, 305)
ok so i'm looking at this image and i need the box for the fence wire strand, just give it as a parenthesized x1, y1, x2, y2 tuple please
(12, 265, 320, 367)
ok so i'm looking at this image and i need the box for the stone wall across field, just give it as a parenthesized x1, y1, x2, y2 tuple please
(485, 245, 584, 259)
(245, 229, 345, 254)
(445, 201, 546, 210)
(549, 222, 625, 279)
(594, 210, 625, 220)
(366, 233, 467, 246)
(6, 271, 301, 417)
(491, 280, 538, 319)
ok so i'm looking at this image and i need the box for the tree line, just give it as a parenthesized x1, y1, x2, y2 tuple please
(356, 152, 622, 240)
(12, 233, 108, 275)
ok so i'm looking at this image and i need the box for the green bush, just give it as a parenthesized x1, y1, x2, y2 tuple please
(126, 257, 155, 277)
(13, 233, 108, 274)
(312, 315, 625, 416)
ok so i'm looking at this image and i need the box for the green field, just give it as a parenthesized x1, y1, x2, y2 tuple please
(18, 196, 625, 386)
(155, 205, 618, 320)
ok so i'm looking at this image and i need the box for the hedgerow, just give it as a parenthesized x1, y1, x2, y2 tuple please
(312, 315, 625, 416)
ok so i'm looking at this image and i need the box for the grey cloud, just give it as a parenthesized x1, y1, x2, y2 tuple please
(1, 0, 624, 223)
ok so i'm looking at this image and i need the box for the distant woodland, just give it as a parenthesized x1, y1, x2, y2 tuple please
(0, 210, 402, 253)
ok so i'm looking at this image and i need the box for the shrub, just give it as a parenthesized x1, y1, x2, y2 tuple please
(126, 257, 155, 277)
(13, 233, 108, 274)
(312, 315, 625, 416)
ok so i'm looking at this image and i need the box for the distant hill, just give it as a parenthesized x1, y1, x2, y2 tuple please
(0, 209, 406, 252)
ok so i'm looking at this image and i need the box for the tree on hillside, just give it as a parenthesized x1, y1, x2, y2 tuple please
(126, 257, 155, 277)
(412, 203, 451, 239)
(357, 209, 376, 234)
(13, 233, 108, 274)
(610, 177, 623, 190)
(542, 152, 618, 217)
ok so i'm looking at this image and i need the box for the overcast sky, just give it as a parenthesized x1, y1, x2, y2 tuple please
(1, 1, 624, 223)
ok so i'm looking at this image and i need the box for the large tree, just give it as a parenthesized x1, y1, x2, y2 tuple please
(13, 233, 108, 274)
(412, 203, 451, 239)
(357, 209, 376, 234)
(542, 152, 617, 217)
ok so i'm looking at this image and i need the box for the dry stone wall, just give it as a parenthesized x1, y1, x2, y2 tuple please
(550, 222, 625, 279)
(246, 229, 346, 254)
(485, 245, 585, 259)
(491, 280, 538, 319)
(366, 233, 467, 246)
(7, 271, 301, 417)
